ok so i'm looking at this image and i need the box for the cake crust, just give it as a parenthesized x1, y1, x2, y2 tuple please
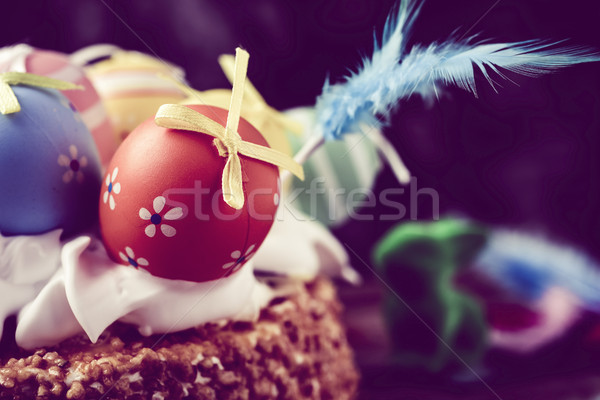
(0, 277, 358, 399)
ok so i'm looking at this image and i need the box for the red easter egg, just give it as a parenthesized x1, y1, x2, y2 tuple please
(0, 45, 117, 165)
(99, 105, 280, 282)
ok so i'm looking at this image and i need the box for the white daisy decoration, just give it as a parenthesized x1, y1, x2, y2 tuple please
(103, 167, 121, 210)
(57, 145, 87, 183)
(222, 244, 257, 273)
(119, 246, 149, 269)
(139, 196, 183, 238)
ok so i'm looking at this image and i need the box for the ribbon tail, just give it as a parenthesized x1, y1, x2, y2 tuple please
(0, 71, 83, 115)
(239, 142, 305, 181)
(225, 48, 249, 139)
(2, 72, 83, 91)
(0, 81, 21, 114)
(222, 154, 245, 210)
(218, 54, 265, 105)
(155, 104, 226, 141)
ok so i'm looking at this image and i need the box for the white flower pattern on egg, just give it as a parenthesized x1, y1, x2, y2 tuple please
(103, 167, 121, 210)
(119, 246, 149, 269)
(57, 145, 87, 184)
(222, 244, 257, 273)
(139, 196, 183, 238)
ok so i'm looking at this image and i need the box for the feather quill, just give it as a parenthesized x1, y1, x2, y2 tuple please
(315, 0, 600, 140)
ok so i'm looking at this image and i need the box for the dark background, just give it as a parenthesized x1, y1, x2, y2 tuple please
(3, 0, 600, 398)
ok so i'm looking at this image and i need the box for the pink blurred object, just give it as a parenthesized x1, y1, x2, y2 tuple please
(489, 286, 582, 353)
(0, 44, 117, 165)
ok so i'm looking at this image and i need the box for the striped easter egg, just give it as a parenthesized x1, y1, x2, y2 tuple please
(0, 44, 117, 166)
(83, 50, 188, 143)
(284, 107, 382, 227)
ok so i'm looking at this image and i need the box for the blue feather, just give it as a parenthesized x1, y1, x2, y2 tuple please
(476, 231, 600, 311)
(315, 0, 600, 141)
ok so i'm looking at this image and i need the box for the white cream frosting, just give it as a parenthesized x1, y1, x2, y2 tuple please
(0, 43, 32, 72)
(253, 205, 360, 284)
(1, 208, 355, 349)
(0, 230, 62, 341)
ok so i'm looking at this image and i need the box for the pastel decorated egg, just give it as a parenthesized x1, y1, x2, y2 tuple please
(99, 105, 280, 282)
(284, 107, 382, 227)
(83, 50, 187, 143)
(0, 44, 117, 165)
(0, 86, 103, 236)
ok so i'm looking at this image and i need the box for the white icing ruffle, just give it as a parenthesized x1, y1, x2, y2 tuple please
(2, 209, 356, 349)
(0, 230, 62, 341)
(253, 206, 360, 284)
(16, 236, 272, 349)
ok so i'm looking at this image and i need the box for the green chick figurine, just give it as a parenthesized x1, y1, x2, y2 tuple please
(373, 218, 489, 373)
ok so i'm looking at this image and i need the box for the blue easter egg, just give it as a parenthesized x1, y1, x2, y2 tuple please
(0, 86, 102, 236)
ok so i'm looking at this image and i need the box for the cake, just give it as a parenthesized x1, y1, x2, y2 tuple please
(0, 278, 358, 400)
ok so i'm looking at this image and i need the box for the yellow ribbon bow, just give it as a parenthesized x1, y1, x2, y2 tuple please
(155, 48, 304, 210)
(159, 56, 303, 155)
(0, 72, 83, 115)
(216, 54, 304, 137)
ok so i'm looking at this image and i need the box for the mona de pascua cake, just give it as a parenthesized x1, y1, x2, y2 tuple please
(1, 0, 600, 398)
(0, 46, 360, 399)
